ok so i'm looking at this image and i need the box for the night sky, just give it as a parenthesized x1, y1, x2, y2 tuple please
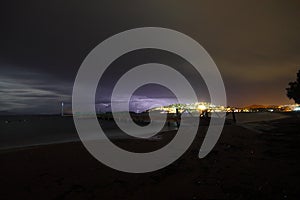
(1, 0, 300, 114)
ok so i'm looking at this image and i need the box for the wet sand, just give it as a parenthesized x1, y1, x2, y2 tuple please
(0, 114, 300, 199)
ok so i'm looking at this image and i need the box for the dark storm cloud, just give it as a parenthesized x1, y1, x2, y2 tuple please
(1, 0, 300, 113)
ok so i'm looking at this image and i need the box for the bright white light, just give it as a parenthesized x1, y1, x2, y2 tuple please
(198, 105, 207, 110)
(294, 107, 300, 111)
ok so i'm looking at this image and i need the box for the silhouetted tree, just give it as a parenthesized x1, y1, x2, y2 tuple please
(286, 69, 300, 103)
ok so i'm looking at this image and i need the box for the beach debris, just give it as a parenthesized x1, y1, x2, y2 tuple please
(196, 180, 202, 185)
(147, 135, 163, 141)
(225, 144, 232, 150)
(258, 181, 269, 191)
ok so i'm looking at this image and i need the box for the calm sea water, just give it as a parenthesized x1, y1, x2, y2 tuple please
(0, 112, 288, 150)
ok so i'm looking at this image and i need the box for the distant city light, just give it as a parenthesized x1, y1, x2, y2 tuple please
(150, 102, 228, 113)
(150, 102, 300, 114)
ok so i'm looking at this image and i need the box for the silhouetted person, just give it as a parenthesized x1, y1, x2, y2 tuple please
(176, 108, 181, 128)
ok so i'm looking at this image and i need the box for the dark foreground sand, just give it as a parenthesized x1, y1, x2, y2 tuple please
(0, 115, 300, 200)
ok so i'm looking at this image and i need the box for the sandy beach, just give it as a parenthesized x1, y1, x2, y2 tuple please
(0, 113, 300, 199)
